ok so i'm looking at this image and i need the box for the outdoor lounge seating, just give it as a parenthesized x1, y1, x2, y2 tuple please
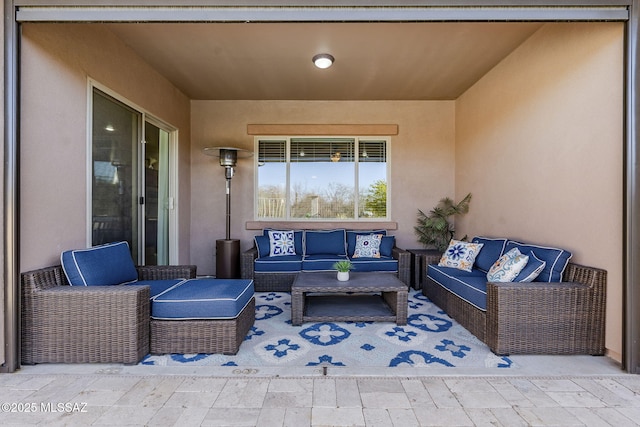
(241, 229, 411, 292)
(21, 263, 196, 364)
(150, 278, 255, 355)
(21, 241, 257, 364)
(423, 237, 607, 355)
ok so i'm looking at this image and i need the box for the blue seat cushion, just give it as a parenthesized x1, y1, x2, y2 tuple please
(304, 229, 347, 256)
(151, 278, 254, 320)
(349, 256, 398, 272)
(471, 236, 508, 272)
(127, 279, 186, 299)
(61, 241, 138, 286)
(346, 230, 387, 256)
(505, 240, 572, 282)
(254, 255, 302, 273)
(427, 265, 488, 311)
(302, 254, 349, 271)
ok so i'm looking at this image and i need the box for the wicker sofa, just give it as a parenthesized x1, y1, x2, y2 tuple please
(241, 229, 411, 292)
(21, 264, 196, 365)
(423, 237, 607, 355)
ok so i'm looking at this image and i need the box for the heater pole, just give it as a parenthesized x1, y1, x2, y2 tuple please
(204, 146, 251, 279)
(217, 162, 238, 278)
(225, 170, 232, 240)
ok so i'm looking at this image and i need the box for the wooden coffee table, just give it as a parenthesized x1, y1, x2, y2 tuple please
(291, 271, 408, 326)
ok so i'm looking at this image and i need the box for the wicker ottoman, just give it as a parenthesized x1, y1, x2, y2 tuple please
(150, 278, 255, 355)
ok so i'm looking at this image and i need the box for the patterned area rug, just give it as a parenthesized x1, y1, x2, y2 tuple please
(140, 290, 514, 369)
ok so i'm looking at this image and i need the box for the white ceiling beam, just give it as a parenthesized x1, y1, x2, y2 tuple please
(15, 6, 629, 22)
(11, 0, 634, 5)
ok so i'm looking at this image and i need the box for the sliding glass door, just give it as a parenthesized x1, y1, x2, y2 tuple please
(144, 121, 170, 265)
(91, 87, 173, 265)
(91, 89, 140, 255)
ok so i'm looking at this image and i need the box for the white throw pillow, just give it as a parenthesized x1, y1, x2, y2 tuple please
(438, 239, 484, 272)
(487, 248, 529, 282)
(352, 234, 383, 258)
(268, 230, 296, 256)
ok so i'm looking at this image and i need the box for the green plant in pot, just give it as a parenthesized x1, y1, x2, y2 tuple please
(333, 260, 353, 281)
(414, 193, 472, 253)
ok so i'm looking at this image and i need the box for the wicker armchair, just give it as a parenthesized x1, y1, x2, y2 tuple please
(241, 246, 411, 292)
(423, 262, 606, 355)
(21, 264, 196, 365)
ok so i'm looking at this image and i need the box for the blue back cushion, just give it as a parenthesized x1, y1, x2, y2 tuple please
(254, 235, 271, 258)
(505, 240, 572, 282)
(514, 251, 546, 282)
(262, 229, 303, 254)
(471, 236, 507, 272)
(379, 235, 395, 257)
(304, 229, 347, 255)
(61, 241, 138, 286)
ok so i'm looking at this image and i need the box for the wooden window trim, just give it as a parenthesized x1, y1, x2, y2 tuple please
(247, 124, 398, 136)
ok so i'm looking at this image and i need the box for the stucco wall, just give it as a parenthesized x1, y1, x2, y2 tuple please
(190, 100, 456, 275)
(19, 24, 192, 270)
(455, 23, 624, 360)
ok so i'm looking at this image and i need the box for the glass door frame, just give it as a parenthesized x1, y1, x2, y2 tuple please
(144, 115, 179, 265)
(87, 80, 179, 265)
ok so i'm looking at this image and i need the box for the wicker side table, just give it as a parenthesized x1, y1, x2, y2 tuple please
(407, 249, 442, 290)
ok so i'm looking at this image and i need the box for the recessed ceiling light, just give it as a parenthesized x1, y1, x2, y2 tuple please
(105, 124, 115, 132)
(312, 53, 334, 69)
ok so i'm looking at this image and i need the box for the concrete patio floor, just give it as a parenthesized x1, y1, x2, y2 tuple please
(1, 354, 639, 426)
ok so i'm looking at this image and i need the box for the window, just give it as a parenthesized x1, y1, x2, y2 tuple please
(256, 137, 389, 220)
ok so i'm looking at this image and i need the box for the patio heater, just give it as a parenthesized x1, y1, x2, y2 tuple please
(203, 146, 253, 278)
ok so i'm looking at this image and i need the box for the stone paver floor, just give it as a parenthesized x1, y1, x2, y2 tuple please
(1, 362, 640, 426)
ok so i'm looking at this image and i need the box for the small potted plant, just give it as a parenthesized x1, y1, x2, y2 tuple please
(333, 260, 353, 281)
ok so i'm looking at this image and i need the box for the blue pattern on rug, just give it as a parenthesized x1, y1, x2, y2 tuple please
(140, 290, 515, 368)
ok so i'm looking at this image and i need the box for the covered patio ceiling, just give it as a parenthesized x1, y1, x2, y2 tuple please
(105, 22, 543, 101)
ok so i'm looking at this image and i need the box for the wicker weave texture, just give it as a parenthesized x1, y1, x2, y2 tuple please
(20, 264, 197, 365)
(422, 262, 607, 355)
(150, 298, 255, 355)
(242, 248, 295, 292)
(393, 247, 411, 286)
(137, 265, 197, 280)
(486, 263, 606, 355)
(21, 266, 150, 364)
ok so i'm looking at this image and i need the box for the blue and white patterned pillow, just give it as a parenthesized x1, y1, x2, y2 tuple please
(268, 230, 296, 256)
(487, 248, 529, 282)
(438, 239, 484, 272)
(352, 234, 383, 258)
